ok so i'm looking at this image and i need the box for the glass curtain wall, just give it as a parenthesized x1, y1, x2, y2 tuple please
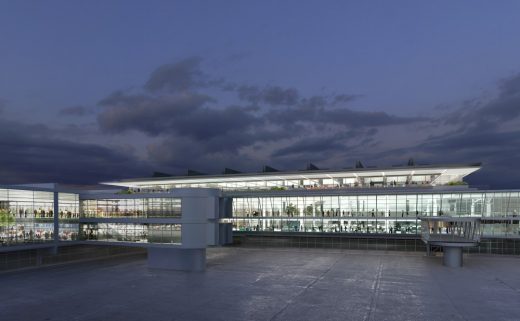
(80, 198, 182, 218)
(0, 188, 54, 245)
(231, 192, 520, 237)
(58, 193, 79, 241)
(79, 223, 181, 244)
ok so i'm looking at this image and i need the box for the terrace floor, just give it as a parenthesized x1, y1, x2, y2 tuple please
(1, 247, 520, 321)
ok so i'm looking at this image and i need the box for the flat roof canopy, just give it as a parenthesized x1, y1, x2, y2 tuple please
(103, 163, 481, 188)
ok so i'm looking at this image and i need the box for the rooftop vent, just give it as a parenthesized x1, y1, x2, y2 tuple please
(262, 165, 279, 173)
(306, 162, 320, 171)
(223, 168, 241, 174)
(187, 169, 206, 176)
(152, 171, 173, 178)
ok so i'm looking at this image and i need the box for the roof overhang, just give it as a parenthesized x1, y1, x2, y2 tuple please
(102, 163, 481, 188)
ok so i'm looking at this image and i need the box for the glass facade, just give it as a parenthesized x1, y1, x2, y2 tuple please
(0, 188, 55, 245)
(80, 198, 181, 218)
(131, 174, 438, 192)
(78, 197, 184, 245)
(2, 177, 520, 254)
(230, 191, 520, 238)
(79, 223, 181, 244)
(58, 193, 80, 241)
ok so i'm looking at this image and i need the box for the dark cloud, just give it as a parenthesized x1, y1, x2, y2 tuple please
(267, 104, 426, 128)
(97, 57, 414, 171)
(376, 129, 520, 189)
(498, 73, 520, 98)
(477, 75, 520, 121)
(272, 136, 346, 158)
(98, 92, 215, 136)
(170, 105, 259, 141)
(59, 105, 92, 116)
(426, 130, 520, 153)
(144, 57, 205, 92)
(237, 85, 300, 106)
(94, 57, 430, 177)
(300, 95, 327, 108)
(271, 128, 378, 158)
(4, 57, 519, 188)
(373, 73, 520, 188)
(147, 136, 261, 173)
(98, 90, 152, 107)
(442, 73, 520, 127)
(333, 94, 361, 104)
(0, 118, 150, 184)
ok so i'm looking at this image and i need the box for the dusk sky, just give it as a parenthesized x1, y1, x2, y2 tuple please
(1, 1, 520, 188)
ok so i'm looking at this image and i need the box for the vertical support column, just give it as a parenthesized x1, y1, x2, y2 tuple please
(147, 188, 221, 271)
(218, 197, 234, 245)
(52, 192, 59, 254)
(443, 246, 463, 267)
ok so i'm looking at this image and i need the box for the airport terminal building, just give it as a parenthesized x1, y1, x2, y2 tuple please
(1, 162, 520, 270)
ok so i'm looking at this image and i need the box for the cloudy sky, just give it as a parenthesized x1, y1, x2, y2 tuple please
(1, 1, 520, 188)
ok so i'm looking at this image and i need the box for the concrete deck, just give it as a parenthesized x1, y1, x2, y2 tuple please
(1, 247, 520, 321)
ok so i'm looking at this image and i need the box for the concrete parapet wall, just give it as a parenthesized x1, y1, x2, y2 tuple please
(0, 244, 146, 272)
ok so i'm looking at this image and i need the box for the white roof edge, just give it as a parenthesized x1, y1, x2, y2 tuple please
(102, 164, 482, 188)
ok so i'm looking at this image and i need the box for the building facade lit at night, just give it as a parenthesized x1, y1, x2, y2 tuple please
(1, 162, 520, 270)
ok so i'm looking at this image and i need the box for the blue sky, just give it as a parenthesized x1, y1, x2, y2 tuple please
(1, 1, 520, 187)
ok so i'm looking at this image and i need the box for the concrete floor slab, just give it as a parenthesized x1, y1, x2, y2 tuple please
(1, 248, 520, 321)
